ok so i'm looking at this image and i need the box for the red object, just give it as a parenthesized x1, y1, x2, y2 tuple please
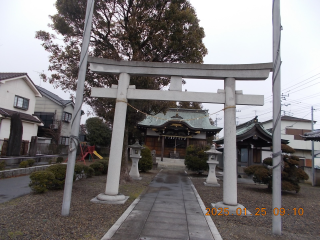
(78, 145, 96, 164)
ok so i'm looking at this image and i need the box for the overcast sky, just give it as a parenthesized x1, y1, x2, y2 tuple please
(0, 0, 319, 133)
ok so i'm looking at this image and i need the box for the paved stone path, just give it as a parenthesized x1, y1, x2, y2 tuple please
(105, 169, 221, 240)
(0, 175, 31, 204)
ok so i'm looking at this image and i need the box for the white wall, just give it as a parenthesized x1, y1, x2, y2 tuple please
(35, 96, 74, 138)
(0, 78, 37, 114)
(0, 118, 38, 142)
(262, 120, 320, 153)
(61, 104, 73, 137)
(0, 119, 11, 140)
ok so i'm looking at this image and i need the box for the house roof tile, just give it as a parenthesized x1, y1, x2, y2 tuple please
(36, 85, 73, 106)
(0, 72, 28, 81)
(0, 107, 42, 124)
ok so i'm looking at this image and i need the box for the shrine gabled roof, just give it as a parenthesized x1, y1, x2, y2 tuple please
(138, 108, 222, 132)
(300, 129, 320, 142)
(214, 116, 289, 144)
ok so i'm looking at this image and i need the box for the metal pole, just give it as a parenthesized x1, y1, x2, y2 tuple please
(272, 0, 282, 235)
(311, 106, 315, 186)
(61, 0, 95, 216)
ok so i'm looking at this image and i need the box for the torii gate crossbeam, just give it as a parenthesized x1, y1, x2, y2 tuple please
(89, 57, 272, 215)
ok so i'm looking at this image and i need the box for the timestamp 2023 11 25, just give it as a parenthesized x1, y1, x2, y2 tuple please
(205, 207, 304, 216)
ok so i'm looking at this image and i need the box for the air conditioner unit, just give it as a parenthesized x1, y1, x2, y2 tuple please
(50, 124, 58, 129)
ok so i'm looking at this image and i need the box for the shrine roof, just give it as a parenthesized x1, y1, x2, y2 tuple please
(300, 129, 320, 142)
(138, 108, 222, 132)
(214, 116, 289, 144)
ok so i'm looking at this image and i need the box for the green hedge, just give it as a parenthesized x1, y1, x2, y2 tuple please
(0, 161, 6, 171)
(29, 171, 55, 193)
(138, 146, 153, 172)
(184, 145, 210, 173)
(19, 159, 35, 168)
(29, 163, 95, 193)
(244, 155, 309, 193)
(46, 164, 70, 189)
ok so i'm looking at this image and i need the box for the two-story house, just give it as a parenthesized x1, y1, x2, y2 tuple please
(34, 86, 75, 145)
(0, 73, 43, 155)
(261, 115, 320, 167)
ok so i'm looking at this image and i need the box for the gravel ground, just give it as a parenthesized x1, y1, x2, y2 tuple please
(1, 167, 319, 240)
(0, 170, 159, 240)
(191, 175, 320, 240)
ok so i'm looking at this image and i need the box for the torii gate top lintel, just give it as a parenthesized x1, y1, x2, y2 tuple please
(88, 57, 273, 81)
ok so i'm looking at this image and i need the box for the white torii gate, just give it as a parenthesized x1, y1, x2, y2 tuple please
(89, 57, 273, 213)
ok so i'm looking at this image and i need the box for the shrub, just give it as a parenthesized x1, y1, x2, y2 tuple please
(29, 171, 55, 193)
(27, 159, 35, 167)
(96, 160, 108, 174)
(19, 160, 29, 168)
(138, 146, 153, 172)
(296, 168, 309, 181)
(82, 165, 95, 178)
(263, 157, 272, 166)
(56, 157, 64, 163)
(46, 164, 71, 189)
(282, 180, 300, 193)
(184, 145, 210, 173)
(253, 167, 271, 185)
(244, 165, 265, 176)
(90, 162, 104, 176)
(0, 161, 6, 170)
(245, 154, 309, 193)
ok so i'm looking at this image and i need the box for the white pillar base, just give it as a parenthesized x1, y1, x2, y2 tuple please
(91, 193, 129, 204)
(204, 182, 220, 187)
(211, 202, 252, 216)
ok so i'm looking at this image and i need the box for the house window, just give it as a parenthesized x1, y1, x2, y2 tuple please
(14, 95, 29, 110)
(59, 136, 69, 145)
(34, 112, 54, 128)
(62, 112, 72, 122)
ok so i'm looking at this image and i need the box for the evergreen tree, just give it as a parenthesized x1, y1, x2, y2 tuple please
(36, 0, 208, 179)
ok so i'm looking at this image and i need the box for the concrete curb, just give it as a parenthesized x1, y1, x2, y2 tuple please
(189, 178, 223, 240)
(0, 163, 66, 179)
(101, 197, 141, 240)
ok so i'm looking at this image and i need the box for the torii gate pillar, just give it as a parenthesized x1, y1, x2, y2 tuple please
(94, 73, 130, 203)
(223, 77, 237, 205)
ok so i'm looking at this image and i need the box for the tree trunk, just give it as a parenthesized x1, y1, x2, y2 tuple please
(120, 126, 131, 182)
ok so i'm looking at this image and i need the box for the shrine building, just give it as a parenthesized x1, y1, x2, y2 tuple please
(214, 116, 289, 175)
(137, 108, 222, 159)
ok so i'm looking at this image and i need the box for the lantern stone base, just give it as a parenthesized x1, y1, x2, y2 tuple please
(211, 202, 252, 216)
(90, 193, 129, 204)
(204, 182, 220, 187)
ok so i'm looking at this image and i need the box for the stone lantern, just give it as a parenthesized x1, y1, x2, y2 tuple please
(128, 140, 144, 180)
(204, 143, 222, 187)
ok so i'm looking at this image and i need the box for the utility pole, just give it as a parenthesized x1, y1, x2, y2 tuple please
(61, 0, 95, 216)
(311, 106, 315, 186)
(272, 0, 282, 235)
